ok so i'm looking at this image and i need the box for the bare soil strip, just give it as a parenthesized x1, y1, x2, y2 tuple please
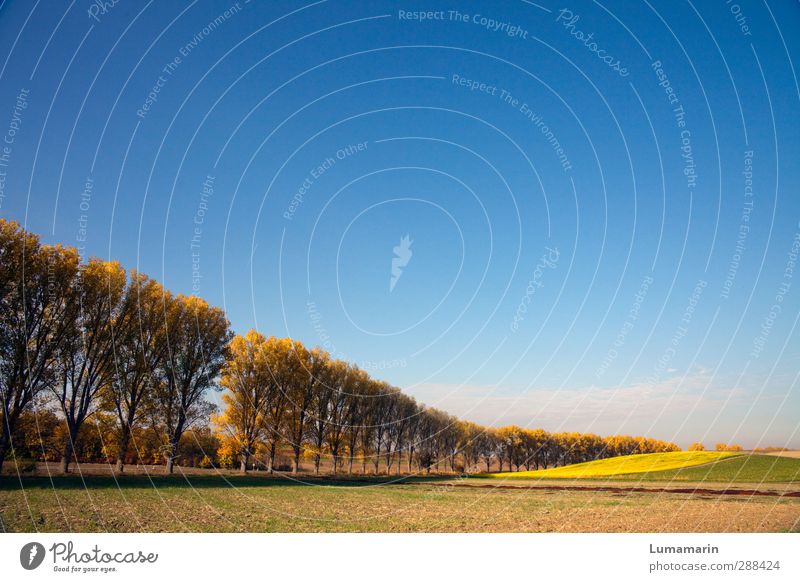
(437, 482, 800, 498)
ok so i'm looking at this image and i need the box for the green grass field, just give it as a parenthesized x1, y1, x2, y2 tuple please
(482, 452, 800, 482)
(608, 453, 800, 482)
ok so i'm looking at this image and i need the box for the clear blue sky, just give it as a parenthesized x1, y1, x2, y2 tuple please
(1, 0, 798, 448)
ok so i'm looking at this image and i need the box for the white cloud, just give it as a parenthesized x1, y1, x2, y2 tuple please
(405, 369, 747, 439)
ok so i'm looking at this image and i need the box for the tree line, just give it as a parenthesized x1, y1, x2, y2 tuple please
(0, 219, 230, 473)
(0, 219, 679, 475)
(688, 442, 743, 452)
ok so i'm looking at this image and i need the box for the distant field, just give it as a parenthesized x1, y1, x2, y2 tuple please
(484, 452, 739, 479)
(766, 451, 800, 459)
(610, 454, 800, 483)
(481, 452, 800, 483)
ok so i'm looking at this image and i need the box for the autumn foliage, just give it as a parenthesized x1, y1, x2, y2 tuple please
(716, 443, 743, 452)
(1, 219, 682, 476)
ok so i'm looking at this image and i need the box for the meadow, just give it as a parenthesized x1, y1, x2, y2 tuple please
(1, 453, 799, 533)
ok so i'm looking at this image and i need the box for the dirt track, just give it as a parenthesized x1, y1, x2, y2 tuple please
(440, 481, 800, 498)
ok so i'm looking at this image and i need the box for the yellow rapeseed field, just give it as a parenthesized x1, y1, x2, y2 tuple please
(485, 451, 740, 478)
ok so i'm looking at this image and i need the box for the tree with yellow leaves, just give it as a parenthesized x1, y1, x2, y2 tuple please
(0, 221, 80, 472)
(52, 259, 126, 473)
(215, 330, 272, 472)
(105, 271, 171, 473)
(262, 337, 307, 472)
(283, 345, 328, 473)
(154, 294, 231, 474)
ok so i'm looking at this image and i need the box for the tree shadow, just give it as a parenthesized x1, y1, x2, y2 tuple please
(0, 472, 454, 491)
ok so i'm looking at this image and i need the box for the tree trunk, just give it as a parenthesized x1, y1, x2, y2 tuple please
(292, 446, 301, 474)
(165, 439, 179, 474)
(0, 406, 24, 474)
(0, 430, 8, 474)
(0, 430, 11, 474)
(165, 416, 186, 475)
(116, 425, 131, 473)
(60, 432, 76, 474)
(293, 410, 306, 474)
(240, 449, 249, 473)
(268, 441, 277, 473)
(314, 454, 321, 474)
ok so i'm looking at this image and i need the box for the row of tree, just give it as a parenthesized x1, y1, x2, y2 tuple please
(216, 331, 679, 474)
(0, 219, 231, 473)
(687, 442, 744, 452)
(7, 401, 681, 475)
(0, 219, 680, 475)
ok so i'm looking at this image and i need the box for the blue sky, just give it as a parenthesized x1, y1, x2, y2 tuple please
(1, 0, 798, 447)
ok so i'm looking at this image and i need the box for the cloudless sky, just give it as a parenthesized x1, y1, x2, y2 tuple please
(1, 0, 798, 447)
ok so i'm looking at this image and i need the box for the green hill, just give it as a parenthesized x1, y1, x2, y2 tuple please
(610, 453, 800, 483)
(483, 452, 800, 483)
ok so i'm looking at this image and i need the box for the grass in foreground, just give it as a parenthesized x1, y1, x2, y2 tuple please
(1, 472, 798, 532)
(484, 451, 739, 479)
